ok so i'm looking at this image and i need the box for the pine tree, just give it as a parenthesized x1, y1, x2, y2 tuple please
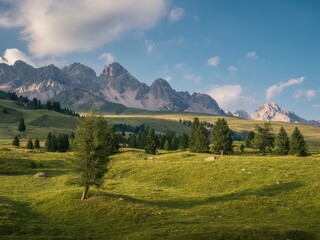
(18, 117, 26, 132)
(171, 137, 178, 151)
(26, 138, 34, 149)
(289, 127, 308, 156)
(179, 132, 189, 149)
(164, 140, 170, 151)
(2, 108, 8, 114)
(145, 129, 157, 154)
(34, 138, 40, 148)
(211, 118, 233, 155)
(245, 131, 255, 148)
(52, 134, 58, 152)
(189, 118, 209, 153)
(45, 132, 54, 152)
(67, 110, 113, 200)
(240, 143, 244, 152)
(253, 123, 275, 155)
(70, 132, 75, 139)
(12, 136, 20, 147)
(275, 127, 290, 155)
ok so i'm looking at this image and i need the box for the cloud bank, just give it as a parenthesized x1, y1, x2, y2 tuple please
(266, 77, 305, 101)
(0, 0, 168, 57)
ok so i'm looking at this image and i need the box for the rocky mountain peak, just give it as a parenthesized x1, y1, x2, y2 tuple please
(151, 78, 172, 89)
(62, 62, 97, 79)
(101, 62, 129, 77)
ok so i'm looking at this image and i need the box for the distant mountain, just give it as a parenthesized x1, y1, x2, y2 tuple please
(0, 61, 225, 115)
(52, 88, 127, 114)
(225, 110, 253, 120)
(251, 103, 320, 126)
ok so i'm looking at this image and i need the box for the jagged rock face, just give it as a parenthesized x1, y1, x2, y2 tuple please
(224, 110, 252, 120)
(251, 103, 320, 126)
(0, 61, 225, 114)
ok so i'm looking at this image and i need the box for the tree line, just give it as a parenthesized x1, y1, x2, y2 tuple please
(0, 90, 79, 117)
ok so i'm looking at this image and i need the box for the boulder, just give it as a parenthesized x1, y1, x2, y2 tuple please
(34, 172, 47, 178)
(204, 156, 216, 161)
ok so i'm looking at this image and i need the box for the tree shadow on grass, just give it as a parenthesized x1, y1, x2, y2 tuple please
(101, 181, 303, 210)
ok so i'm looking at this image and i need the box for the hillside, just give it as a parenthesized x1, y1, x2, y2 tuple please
(0, 99, 77, 139)
(0, 145, 319, 239)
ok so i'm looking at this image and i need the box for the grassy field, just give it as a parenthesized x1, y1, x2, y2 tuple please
(0, 140, 320, 239)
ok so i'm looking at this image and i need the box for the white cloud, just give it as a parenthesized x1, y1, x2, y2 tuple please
(246, 51, 258, 59)
(313, 104, 320, 108)
(207, 84, 256, 110)
(174, 63, 185, 69)
(164, 76, 172, 82)
(228, 65, 238, 74)
(99, 52, 116, 65)
(207, 56, 220, 67)
(184, 74, 202, 83)
(266, 77, 305, 101)
(0, 0, 168, 57)
(145, 40, 155, 54)
(306, 89, 316, 100)
(0, 48, 34, 66)
(294, 88, 317, 101)
(169, 8, 184, 22)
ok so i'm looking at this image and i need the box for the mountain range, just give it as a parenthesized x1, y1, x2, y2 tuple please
(0, 60, 318, 126)
(0, 61, 224, 115)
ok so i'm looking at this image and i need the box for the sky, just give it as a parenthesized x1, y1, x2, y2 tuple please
(0, 0, 319, 120)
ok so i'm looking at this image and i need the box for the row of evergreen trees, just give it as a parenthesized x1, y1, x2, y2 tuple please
(45, 133, 71, 152)
(244, 123, 308, 156)
(12, 136, 40, 149)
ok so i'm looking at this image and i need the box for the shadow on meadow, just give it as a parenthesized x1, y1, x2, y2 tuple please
(100, 181, 303, 210)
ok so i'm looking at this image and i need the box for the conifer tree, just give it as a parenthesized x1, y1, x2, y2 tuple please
(179, 132, 189, 149)
(145, 129, 157, 154)
(171, 137, 178, 151)
(45, 132, 54, 152)
(245, 131, 255, 148)
(18, 117, 26, 132)
(12, 136, 20, 147)
(189, 118, 209, 153)
(68, 110, 113, 200)
(253, 122, 275, 155)
(211, 118, 233, 155)
(289, 127, 308, 156)
(164, 140, 170, 151)
(34, 138, 40, 148)
(2, 108, 8, 114)
(240, 143, 244, 152)
(275, 127, 290, 155)
(26, 138, 34, 149)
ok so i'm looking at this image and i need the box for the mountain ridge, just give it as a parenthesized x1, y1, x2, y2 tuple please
(0, 61, 224, 115)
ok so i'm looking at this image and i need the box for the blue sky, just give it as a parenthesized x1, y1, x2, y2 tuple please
(0, 0, 319, 119)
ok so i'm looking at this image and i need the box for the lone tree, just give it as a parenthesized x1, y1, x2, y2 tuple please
(275, 127, 290, 155)
(211, 118, 233, 155)
(26, 138, 34, 149)
(245, 131, 255, 148)
(253, 122, 275, 155)
(289, 127, 308, 156)
(145, 129, 157, 154)
(12, 136, 20, 147)
(34, 138, 40, 148)
(68, 110, 116, 200)
(189, 118, 209, 153)
(179, 132, 189, 149)
(18, 117, 26, 132)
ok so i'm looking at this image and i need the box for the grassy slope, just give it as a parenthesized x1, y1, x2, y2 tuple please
(0, 141, 320, 239)
(103, 114, 320, 142)
(0, 99, 77, 139)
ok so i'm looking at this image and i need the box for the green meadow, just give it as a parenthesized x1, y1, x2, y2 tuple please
(1, 100, 320, 239)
